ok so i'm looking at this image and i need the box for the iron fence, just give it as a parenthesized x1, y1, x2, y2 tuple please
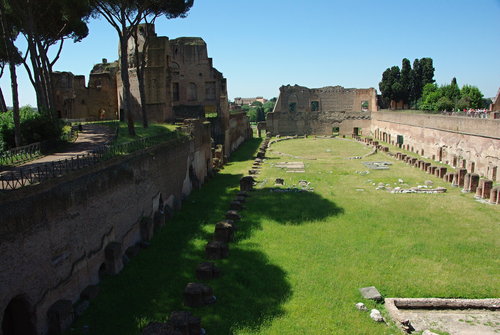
(0, 142, 42, 166)
(0, 133, 183, 191)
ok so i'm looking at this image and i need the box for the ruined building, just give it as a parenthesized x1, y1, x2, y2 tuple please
(266, 84, 377, 136)
(53, 24, 229, 124)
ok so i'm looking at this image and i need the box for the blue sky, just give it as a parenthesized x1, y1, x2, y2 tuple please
(2, 0, 500, 106)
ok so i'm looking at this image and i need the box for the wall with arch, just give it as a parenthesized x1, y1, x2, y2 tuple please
(0, 120, 212, 334)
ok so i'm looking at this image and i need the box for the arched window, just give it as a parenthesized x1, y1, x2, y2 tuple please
(188, 83, 197, 101)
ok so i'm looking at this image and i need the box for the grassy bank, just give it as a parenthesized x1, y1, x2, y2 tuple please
(70, 137, 499, 335)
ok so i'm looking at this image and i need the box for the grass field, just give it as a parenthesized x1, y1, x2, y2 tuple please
(70, 137, 499, 335)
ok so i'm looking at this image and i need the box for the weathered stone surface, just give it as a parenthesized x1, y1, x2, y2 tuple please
(47, 300, 74, 335)
(80, 285, 99, 301)
(370, 309, 384, 322)
(490, 186, 500, 204)
(169, 311, 203, 335)
(229, 200, 244, 211)
(104, 242, 123, 275)
(275, 178, 284, 185)
(126, 244, 141, 258)
(355, 302, 368, 311)
(422, 330, 439, 335)
(205, 241, 228, 260)
(214, 221, 234, 243)
(225, 210, 241, 222)
(480, 179, 493, 199)
(359, 286, 383, 302)
(240, 176, 255, 192)
(142, 322, 181, 335)
(183, 283, 215, 308)
(74, 300, 90, 317)
(196, 262, 221, 281)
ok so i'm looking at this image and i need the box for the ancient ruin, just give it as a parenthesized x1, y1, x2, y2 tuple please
(266, 84, 377, 136)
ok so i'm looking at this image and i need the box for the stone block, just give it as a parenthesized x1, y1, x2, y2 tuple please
(481, 180, 493, 199)
(104, 242, 123, 275)
(469, 173, 480, 192)
(80, 285, 99, 301)
(183, 283, 215, 308)
(359, 286, 383, 302)
(214, 221, 234, 243)
(169, 311, 203, 335)
(229, 200, 244, 211)
(47, 300, 74, 335)
(457, 168, 467, 187)
(142, 322, 181, 335)
(196, 262, 221, 281)
(475, 186, 483, 197)
(463, 173, 472, 191)
(240, 176, 255, 192)
(248, 169, 259, 175)
(205, 241, 228, 260)
(140, 217, 154, 241)
(225, 210, 241, 222)
(490, 186, 500, 204)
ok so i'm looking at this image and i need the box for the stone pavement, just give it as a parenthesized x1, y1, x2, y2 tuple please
(6, 124, 115, 171)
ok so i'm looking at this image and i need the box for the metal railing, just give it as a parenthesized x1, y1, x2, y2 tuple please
(0, 133, 184, 191)
(0, 142, 42, 166)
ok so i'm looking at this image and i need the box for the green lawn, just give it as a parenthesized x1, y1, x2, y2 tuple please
(70, 137, 499, 335)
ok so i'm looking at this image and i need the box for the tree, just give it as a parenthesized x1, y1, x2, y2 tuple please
(400, 58, 411, 103)
(0, 2, 22, 146)
(420, 57, 435, 86)
(379, 66, 401, 103)
(131, 0, 193, 128)
(6, 0, 92, 114)
(460, 85, 484, 109)
(95, 0, 193, 135)
(435, 96, 454, 112)
(419, 83, 440, 111)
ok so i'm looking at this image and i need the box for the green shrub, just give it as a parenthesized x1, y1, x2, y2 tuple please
(0, 106, 63, 151)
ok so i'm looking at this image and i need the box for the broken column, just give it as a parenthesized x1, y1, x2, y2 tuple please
(240, 176, 255, 192)
(183, 283, 215, 307)
(480, 180, 493, 199)
(169, 311, 203, 335)
(225, 210, 241, 222)
(196, 262, 221, 281)
(47, 300, 74, 335)
(489, 186, 500, 205)
(463, 173, 472, 192)
(469, 174, 480, 193)
(457, 168, 467, 187)
(104, 242, 123, 275)
(214, 221, 234, 243)
(205, 241, 229, 259)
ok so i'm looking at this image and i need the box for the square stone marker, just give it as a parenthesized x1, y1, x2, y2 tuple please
(359, 286, 383, 302)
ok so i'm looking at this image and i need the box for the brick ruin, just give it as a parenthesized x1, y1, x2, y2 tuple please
(266, 84, 377, 136)
(52, 24, 248, 156)
(266, 84, 499, 183)
(371, 111, 500, 182)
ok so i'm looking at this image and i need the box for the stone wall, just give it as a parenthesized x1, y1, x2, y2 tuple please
(52, 64, 119, 121)
(225, 112, 253, 155)
(0, 120, 212, 335)
(371, 111, 500, 181)
(266, 85, 376, 136)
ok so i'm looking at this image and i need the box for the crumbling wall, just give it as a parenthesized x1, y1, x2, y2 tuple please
(0, 120, 212, 335)
(266, 85, 376, 136)
(371, 111, 500, 181)
(224, 112, 252, 155)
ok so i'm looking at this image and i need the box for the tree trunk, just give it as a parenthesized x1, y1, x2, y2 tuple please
(133, 28, 148, 128)
(9, 59, 21, 147)
(119, 18, 135, 136)
(0, 86, 7, 113)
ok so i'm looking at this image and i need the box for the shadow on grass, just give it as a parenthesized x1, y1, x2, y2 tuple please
(226, 138, 262, 162)
(232, 188, 345, 242)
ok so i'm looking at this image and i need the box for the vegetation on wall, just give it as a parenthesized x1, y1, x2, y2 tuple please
(419, 79, 487, 112)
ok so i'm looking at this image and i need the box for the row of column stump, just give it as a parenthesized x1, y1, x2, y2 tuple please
(354, 136, 499, 205)
(393, 152, 499, 204)
(142, 138, 269, 334)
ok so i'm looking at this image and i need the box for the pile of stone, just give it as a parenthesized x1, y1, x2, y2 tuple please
(393, 152, 498, 205)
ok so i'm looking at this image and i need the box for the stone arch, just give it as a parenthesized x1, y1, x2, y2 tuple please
(2, 295, 37, 335)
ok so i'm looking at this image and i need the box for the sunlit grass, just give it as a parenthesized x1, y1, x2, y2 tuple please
(70, 137, 499, 335)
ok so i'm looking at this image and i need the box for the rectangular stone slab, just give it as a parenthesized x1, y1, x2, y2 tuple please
(359, 286, 383, 301)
